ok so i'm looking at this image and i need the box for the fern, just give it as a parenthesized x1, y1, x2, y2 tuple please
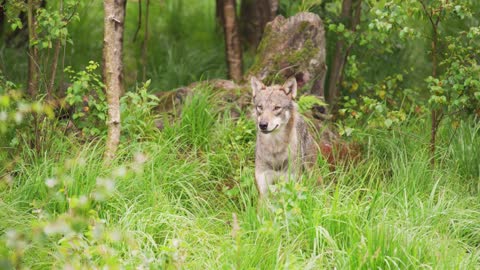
(297, 95, 327, 113)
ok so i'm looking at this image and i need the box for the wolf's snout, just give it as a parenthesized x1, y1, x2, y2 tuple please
(259, 122, 268, 131)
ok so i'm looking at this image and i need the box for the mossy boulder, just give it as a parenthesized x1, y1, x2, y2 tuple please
(154, 79, 251, 129)
(247, 12, 327, 97)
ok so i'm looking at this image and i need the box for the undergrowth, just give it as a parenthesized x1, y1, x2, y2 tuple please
(1, 86, 480, 268)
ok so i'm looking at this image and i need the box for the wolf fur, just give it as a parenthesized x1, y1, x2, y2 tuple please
(251, 76, 318, 196)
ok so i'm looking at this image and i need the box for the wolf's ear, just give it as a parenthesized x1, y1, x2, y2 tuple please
(251, 76, 265, 98)
(283, 77, 297, 99)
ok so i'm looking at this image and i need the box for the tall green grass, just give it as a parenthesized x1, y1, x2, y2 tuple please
(1, 91, 480, 268)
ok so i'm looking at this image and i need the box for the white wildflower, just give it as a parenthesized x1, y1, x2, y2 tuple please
(45, 177, 57, 188)
(14, 112, 23, 124)
(0, 111, 7, 121)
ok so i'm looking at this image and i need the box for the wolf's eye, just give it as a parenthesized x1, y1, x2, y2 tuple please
(257, 105, 263, 111)
(274, 106, 282, 111)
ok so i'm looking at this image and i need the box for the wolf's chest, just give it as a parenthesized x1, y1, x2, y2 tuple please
(267, 148, 298, 171)
(257, 132, 300, 171)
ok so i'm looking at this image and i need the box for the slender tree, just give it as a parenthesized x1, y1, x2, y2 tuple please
(327, 0, 362, 107)
(418, 0, 444, 167)
(141, 0, 150, 81)
(222, 0, 243, 82)
(27, 0, 40, 98)
(103, 0, 126, 162)
(47, 0, 64, 101)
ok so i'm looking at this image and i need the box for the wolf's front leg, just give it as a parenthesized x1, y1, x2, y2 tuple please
(255, 169, 279, 197)
(255, 169, 298, 196)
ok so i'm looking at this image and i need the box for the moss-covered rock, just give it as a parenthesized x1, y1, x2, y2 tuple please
(247, 12, 327, 97)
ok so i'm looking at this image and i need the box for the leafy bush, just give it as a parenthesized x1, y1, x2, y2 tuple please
(0, 74, 53, 171)
(65, 61, 107, 137)
(120, 80, 160, 141)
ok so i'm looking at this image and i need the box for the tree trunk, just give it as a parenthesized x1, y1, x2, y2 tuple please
(327, 0, 355, 106)
(27, 0, 40, 98)
(0, 1, 5, 37)
(103, 0, 126, 162)
(240, 0, 278, 49)
(418, 0, 444, 168)
(430, 26, 440, 167)
(223, 0, 243, 82)
(216, 0, 225, 27)
(336, 0, 362, 93)
(133, 0, 142, 42)
(48, 0, 64, 101)
(141, 0, 150, 81)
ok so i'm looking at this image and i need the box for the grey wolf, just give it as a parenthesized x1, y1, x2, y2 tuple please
(251, 76, 318, 196)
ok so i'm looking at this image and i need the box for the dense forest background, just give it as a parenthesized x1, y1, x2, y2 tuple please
(1, 0, 480, 268)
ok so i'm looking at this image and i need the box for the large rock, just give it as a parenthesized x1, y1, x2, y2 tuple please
(247, 12, 327, 97)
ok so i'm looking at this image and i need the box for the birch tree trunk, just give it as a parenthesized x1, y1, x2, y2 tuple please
(103, 0, 126, 162)
(223, 0, 243, 82)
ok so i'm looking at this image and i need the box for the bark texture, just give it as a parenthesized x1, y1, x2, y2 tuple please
(240, 0, 278, 48)
(247, 12, 327, 97)
(223, 0, 243, 82)
(103, 0, 126, 162)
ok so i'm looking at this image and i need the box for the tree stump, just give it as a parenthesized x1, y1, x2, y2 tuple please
(247, 12, 327, 98)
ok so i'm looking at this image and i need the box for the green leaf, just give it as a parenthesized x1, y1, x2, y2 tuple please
(384, 119, 393, 128)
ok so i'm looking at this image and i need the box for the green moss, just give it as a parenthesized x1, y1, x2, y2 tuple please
(287, 39, 319, 64)
(265, 39, 319, 84)
(248, 24, 277, 76)
(247, 22, 320, 85)
(298, 21, 310, 34)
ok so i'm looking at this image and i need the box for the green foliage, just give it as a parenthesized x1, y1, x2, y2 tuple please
(338, 73, 414, 137)
(120, 80, 160, 141)
(0, 74, 54, 171)
(297, 94, 327, 114)
(125, 0, 226, 89)
(4, 0, 26, 31)
(177, 87, 215, 150)
(1, 155, 155, 268)
(65, 61, 107, 137)
(279, 0, 323, 16)
(427, 27, 480, 114)
(1, 0, 480, 268)
(35, 0, 79, 49)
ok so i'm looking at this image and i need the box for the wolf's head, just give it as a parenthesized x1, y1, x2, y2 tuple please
(251, 76, 297, 134)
